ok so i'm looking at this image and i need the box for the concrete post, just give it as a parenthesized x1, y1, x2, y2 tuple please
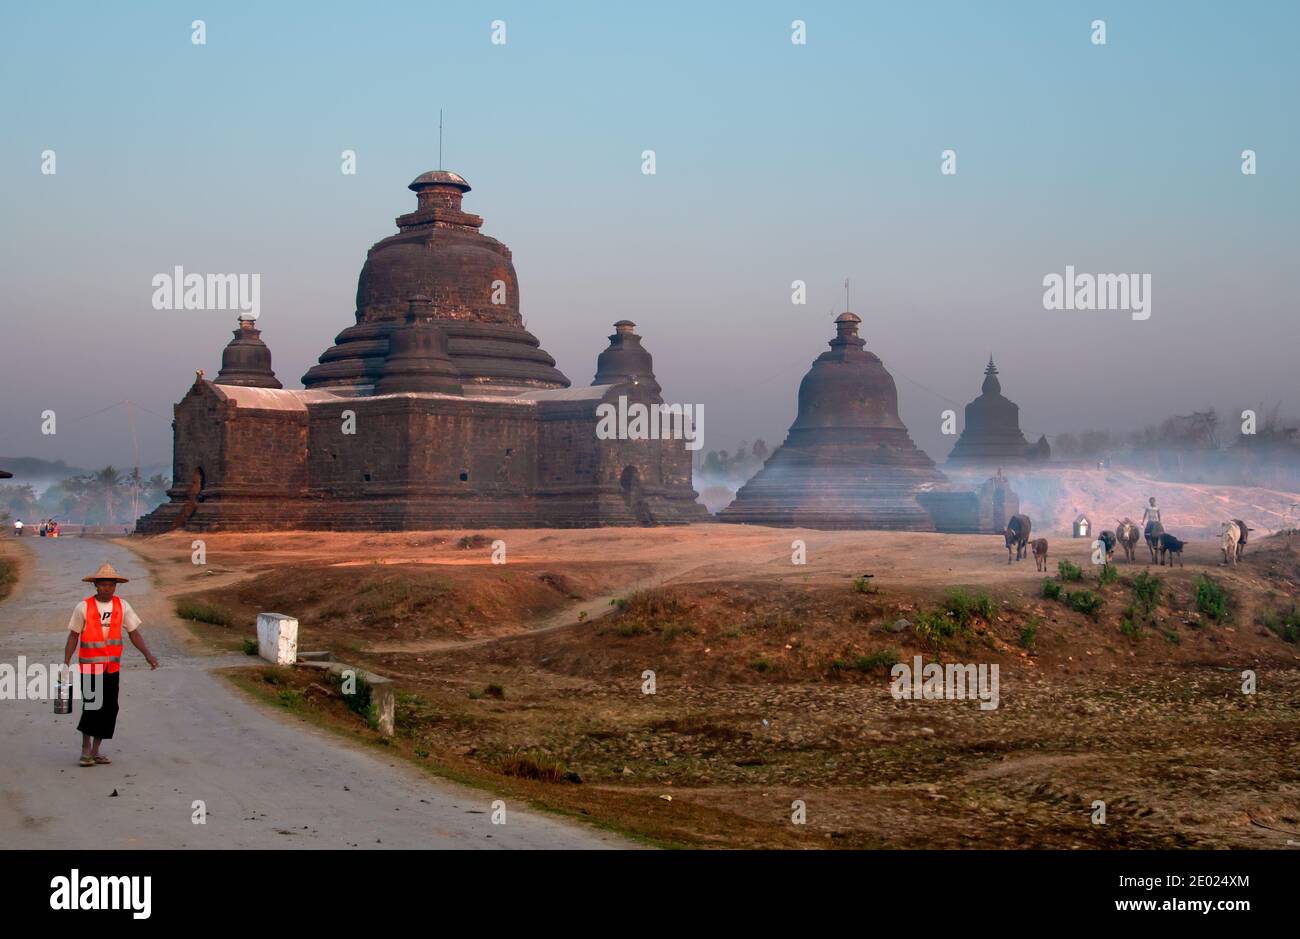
(256, 612, 298, 665)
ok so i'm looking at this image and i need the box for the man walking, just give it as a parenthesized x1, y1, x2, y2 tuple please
(61, 563, 158, 766)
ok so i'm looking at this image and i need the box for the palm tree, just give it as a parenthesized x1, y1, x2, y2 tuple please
(143, 474, 171, 506)
(92, 466, 124, 525)
(124, 467, 143, 522)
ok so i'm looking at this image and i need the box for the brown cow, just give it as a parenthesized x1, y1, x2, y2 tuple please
(1116, 518, 1140, 562)
(1032, 538, 1049, 572)
(1004, 514, 1032, 563)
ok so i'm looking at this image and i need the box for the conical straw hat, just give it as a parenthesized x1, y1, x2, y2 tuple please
(82, 562, 129, 584)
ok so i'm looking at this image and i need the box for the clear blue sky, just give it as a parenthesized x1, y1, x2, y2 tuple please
(1, 0, 1296, 469)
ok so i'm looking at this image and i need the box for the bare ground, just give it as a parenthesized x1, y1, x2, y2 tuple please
(128, 523, 1300, 849)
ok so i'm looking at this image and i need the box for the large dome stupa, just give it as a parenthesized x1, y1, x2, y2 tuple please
(719, 312, 948, 530)
(301, 170, 569, 394)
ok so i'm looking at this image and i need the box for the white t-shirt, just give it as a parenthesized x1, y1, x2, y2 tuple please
(68, 598, 142, 634)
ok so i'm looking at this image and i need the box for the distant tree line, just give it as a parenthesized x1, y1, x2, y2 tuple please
(696, 439, 770, 489)
(0, 467, 170, 527)
(1054, 406, 1300, 488)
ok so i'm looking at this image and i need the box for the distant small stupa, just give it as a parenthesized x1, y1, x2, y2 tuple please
(213, 316, 282, 389)
(946, 357, 1035, 466)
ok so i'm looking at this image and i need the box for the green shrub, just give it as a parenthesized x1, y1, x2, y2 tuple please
(1098, 563, 1119, 586)
(484, 682, 505, 699)
(914, 610, 962, 647)
(276, 689, 301, 708)
(1018, 619, 1039, 650)
(1120, 613, 1142, 639)
(1068, 590, 1103, 617)
(1261, 605, 1300, 643)
(1057, 560, 1084, 582)
(328, 669, 377, 727)
(853, 576, 878, 594)
(1194, 575, 1228, 621)
(1042, 578, 1062, 601)
(175, 598, 234, 627)
(749, 658, 773, 673)
(242, 638, 258, 655)
(945, 589, 995, 628)
(854, 649, 899, 674)
(1131, 572, 1162, 614)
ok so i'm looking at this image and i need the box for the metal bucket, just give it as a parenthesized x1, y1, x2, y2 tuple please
(54, 670, 74, 714)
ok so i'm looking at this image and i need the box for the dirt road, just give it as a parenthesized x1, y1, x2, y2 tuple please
(0, 536, 629, 849)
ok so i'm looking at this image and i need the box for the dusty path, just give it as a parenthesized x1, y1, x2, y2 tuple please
(0, 536, 630, 849)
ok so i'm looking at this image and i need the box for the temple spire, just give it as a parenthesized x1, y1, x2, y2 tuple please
(214, 315, 281, 388)
(981, 356, 1002, 395)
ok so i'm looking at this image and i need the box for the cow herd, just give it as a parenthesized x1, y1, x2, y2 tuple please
(1000, 515, 1253, 569)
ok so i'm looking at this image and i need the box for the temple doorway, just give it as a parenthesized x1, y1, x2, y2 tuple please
(174, 466, 205, 529)
(620, 465, 655, 525)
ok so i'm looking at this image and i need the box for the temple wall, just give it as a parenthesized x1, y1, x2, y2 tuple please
(170, 390, 226, 492)
(170, 389, 308, 496)
(536, 409, 602, 492)
(305, 397, 536, 495)
(219, 408, 309, 494)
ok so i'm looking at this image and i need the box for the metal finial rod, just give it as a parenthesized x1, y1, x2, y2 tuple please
(438, 109, 443, 169)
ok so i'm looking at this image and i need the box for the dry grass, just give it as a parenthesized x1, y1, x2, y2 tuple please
(497, 751, 568, 782)
(0, 556, 17, 602)
(152, 527, 1300, 849)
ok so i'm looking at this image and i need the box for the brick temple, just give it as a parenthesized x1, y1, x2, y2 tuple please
(718, 313, 1015, 532)
(137, 170, 707, 532)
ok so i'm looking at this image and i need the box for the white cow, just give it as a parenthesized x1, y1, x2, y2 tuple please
(1220, 521, 1243, 566)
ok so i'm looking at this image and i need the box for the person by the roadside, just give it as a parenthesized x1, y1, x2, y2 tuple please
(61, 563, 159, 767)
(13, 519, 22, 536)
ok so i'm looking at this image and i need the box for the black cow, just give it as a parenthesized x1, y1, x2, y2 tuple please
(1145, 521, 1164, 564)
(1098, 530, 1116, 564)
(1004, 514, 1032, 563)
(1157, 532, 1186, 567)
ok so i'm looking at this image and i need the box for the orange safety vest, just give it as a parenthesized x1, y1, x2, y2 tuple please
(79, 596, 124, 675)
